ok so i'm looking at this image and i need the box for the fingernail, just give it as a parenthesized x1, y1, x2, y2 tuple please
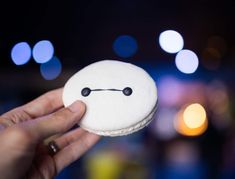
(68, 101, 82, 113)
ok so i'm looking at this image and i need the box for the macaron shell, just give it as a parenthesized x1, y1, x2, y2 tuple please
(63, 60, 158, 136)
(80, 102, 158, 136)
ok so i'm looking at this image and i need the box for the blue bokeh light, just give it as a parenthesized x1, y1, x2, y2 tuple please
(40, 56, 62, 80)
(159, 30, 184, 54)
(175, 49, 199, 74)
(33, 40, 54, 63)
(11, 42, 31, 65)
(113, 35, 138, 58)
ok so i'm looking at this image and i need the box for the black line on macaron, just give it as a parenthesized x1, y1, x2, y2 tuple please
(81, 87, 133, 97)
(92, 89, 122, 92)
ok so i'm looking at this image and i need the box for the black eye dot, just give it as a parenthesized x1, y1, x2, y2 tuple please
(123, 87, 133, 96)
(81, 87, 91, 97)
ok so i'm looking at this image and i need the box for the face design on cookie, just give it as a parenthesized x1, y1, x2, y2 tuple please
(80, 86, 133, 97)
(63, 60, 157, 132)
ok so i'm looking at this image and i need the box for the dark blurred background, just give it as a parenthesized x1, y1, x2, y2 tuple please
(0, 0, 235, 179)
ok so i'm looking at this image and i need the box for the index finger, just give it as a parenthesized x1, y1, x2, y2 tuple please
(22, 88, 64, 118)
(0, 88, 64, 128)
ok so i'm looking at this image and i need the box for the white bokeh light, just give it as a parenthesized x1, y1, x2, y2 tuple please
(159, 30, 184, 53)
(175, 49, 199, 74)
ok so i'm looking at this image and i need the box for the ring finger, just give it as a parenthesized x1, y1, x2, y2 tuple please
(49, 127, 87, 153)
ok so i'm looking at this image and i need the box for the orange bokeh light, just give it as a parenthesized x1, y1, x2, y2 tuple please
(174, 103, 208, 136)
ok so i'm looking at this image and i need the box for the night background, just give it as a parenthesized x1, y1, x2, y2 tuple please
(0, 0, 235, 178)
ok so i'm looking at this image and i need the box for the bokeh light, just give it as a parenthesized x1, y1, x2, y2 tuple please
(183, 103, 207, 129)
(174, 103, 208, 136)
(175, 49, 199, 74)
(201, 36, 226, 70)
(166, 140, 199, 166)
(207, 36, 227, 55)
(159, 30, 184, 53)
(164, 140, 204, 179)
(86, 150, 122, 179)
(152, 108, 177, 140)
(40, 56, 62, 80)
(202, 47, 221, 70)
(113, 35, 138, 58)
(158, 76, 183, 106)
(33, 40, 54, 63)
(206, 80, 231, 129)
(11, 42, 31, 65)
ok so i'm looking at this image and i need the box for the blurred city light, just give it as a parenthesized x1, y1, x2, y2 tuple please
(32, 40, 54, 63)
(40, 56, 62, 80)
(183, 103, 207, 129)
(159, 30, 184, 53)
(206, 81, 231, 129)
(11, 42, 31, 65)
(86, 150, 122, 179)
(113, 35, 138, 58)
(158, 76, 183, 106)
(201, 36, 226, 70)
(166, 141, 199, 166)
(163, 141, 205, 179)
(152, 108, 177, 140)
(202, 48, 221, 70)
(175, 49, 199, 74)
(207, 36, 227, 55)
(174, 104, 208, 136)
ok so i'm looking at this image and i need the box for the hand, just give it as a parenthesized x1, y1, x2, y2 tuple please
(0, 88, 100, 179)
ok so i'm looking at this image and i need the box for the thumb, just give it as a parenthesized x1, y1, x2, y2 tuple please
(31, 101, 86, 140)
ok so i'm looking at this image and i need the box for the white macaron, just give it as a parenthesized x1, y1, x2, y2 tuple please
(62, 60, 158, 136)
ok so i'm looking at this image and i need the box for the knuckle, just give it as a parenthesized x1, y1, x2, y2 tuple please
(7, 126, 33, 144)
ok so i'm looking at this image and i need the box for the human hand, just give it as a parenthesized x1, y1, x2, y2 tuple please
(0, 88, 100, 179)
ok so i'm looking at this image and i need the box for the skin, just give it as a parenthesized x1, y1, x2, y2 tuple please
(0, 88, 100, 179)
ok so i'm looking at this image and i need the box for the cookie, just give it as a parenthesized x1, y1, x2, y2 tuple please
(62, 60, 158, 136)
